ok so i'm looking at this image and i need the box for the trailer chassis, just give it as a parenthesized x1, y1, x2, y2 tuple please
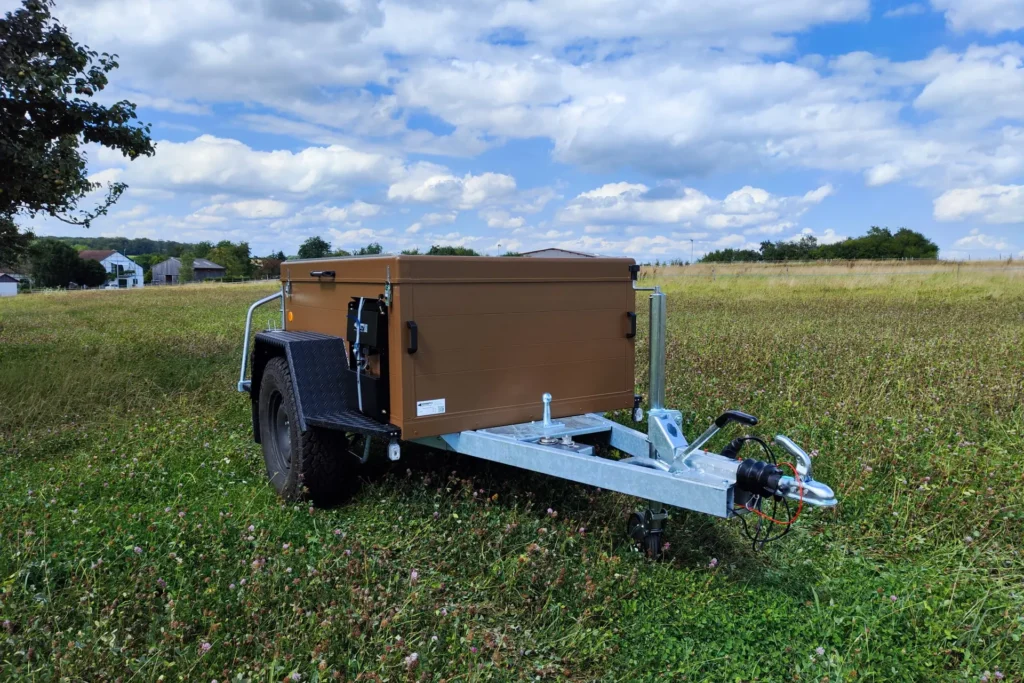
(239, 278, 836, 552)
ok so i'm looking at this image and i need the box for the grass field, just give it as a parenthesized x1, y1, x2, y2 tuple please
(1, 267, 1023, 682)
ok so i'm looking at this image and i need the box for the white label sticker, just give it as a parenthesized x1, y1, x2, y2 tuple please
(416, 398, 446, 417)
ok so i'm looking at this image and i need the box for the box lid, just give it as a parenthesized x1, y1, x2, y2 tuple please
(282, 255, 636, 284)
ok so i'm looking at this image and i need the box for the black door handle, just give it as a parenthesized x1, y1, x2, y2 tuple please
(310, 270, 335, 278)
(626, 312, 637, 338)
(407, 321, 418, 354)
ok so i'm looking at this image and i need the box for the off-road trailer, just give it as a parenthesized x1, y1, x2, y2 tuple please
(238, 256, 835, 553)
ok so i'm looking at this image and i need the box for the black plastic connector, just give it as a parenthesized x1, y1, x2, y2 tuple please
(720, 437, 746, 460)
(736, 459, 783, 498)
(629, 264, 640, 281)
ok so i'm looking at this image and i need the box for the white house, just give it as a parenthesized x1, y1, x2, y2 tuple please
(78, 250, 145, 289)
(0, 273, 17, 297)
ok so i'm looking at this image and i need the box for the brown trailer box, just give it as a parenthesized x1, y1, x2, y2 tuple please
(280, 255, 637, 439)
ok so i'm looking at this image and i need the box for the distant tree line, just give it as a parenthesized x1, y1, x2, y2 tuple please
(48, 236, 202, 257)
(298, 236, 484, 258)
(701, 228, 939, 263)
(400, 245, 481, 256)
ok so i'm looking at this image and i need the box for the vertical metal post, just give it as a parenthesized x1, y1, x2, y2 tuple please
(649, 287, 666, 411)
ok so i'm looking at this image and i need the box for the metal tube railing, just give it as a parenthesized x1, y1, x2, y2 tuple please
(237, 291, 284, 392)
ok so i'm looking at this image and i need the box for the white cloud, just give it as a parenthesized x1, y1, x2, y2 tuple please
(195, 199, 290, 220)
(934, 185, 1024, 223)
(913, 46, 1024, 124)
(802, 184, 836, 203)
(930, 0, 1024, 33)
(268, 201, 383, 230)
(421, 211, 458, 225)
(883, 4, 927, 18)
(744, 221, 796, 235)
(406, 223, 422, 234)
(789, 227, 848, 244)
(387, 164, 517, 209)
(112, 135, 398, 196)
(328, 227, 394, 248)
(954, 228, 1011, 250)
(481, 210, 526, 229)
(560, 183, 712, 224)
(866, 163, 902, 187)
(560, 182, 833, 233)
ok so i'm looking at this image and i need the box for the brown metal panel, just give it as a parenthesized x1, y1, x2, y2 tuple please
(412, 281, 628, 315)
(412, 338, 628, 376)
(280, 256, 636, 439)
(283, 255, 633, 284)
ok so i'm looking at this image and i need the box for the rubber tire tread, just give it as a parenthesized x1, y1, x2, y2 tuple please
(258, 356, 351, 505)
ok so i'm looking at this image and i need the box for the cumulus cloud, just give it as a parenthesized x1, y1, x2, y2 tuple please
(559, 182, 834, 232)
(788, 227, 848, 244)
(866, 163, 902, 187)
(934, 185, 1024, 223)
(954, 228, 1011, 251)
(930, 0, 1024, 33)
(328, 227, 394, 248)
(268, 201, 383, 230)
(108, 135, 398, 196)
(481, 210, 526, 229)
(195, 199, 290, 220)
(387, 164, 517, 209)
(883, 4, 927, 18)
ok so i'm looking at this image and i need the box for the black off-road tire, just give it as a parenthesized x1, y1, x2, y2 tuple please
(258, 357, 352, 505)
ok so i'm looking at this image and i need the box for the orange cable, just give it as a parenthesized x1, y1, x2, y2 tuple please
(743, 462, 804, 526)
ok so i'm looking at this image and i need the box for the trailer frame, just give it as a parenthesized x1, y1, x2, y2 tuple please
(238, 267, 836, 550)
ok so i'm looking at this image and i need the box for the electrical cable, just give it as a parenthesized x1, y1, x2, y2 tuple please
(727, 436, 805, 550)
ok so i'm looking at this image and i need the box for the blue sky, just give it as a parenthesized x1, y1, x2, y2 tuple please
(9, 0, 1024, 259)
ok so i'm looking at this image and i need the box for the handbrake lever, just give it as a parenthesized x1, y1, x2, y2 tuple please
(682, 410, 759, 456)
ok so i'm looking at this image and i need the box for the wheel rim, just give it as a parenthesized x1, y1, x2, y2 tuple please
(268, 390, 292, 475)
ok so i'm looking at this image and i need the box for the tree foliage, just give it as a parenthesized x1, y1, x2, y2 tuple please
(206, 240, 252, 278)
(0, 216, 33, 268)
(355, 242, 384, 255)
(178, 253, 194, 283)
(254, 258, 282, 279)
(75, 257, 106, 287)
(131, 253, 169, 274)
(47, 235, 198, 257)
(0, 0, 154, 236)
(426, 245, 480, 256)
(700, 228, 940, 263)
(27, 237, 105, 287)
(699, 248, 762, 263)
(298, 236, 331, 259)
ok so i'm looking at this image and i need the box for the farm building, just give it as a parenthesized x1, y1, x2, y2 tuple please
(79, 250, 145, 289)
(0, 273, 17, 297)
(150, 257, 227, 285)
(520, 248, 597, 258)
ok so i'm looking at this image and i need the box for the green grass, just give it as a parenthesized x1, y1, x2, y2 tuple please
(1, 275, 1022, 682)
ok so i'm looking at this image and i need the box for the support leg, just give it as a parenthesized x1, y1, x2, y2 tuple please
(628, 501, 669, 558)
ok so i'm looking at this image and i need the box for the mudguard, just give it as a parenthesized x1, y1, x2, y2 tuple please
(250, 330, 400, 442)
